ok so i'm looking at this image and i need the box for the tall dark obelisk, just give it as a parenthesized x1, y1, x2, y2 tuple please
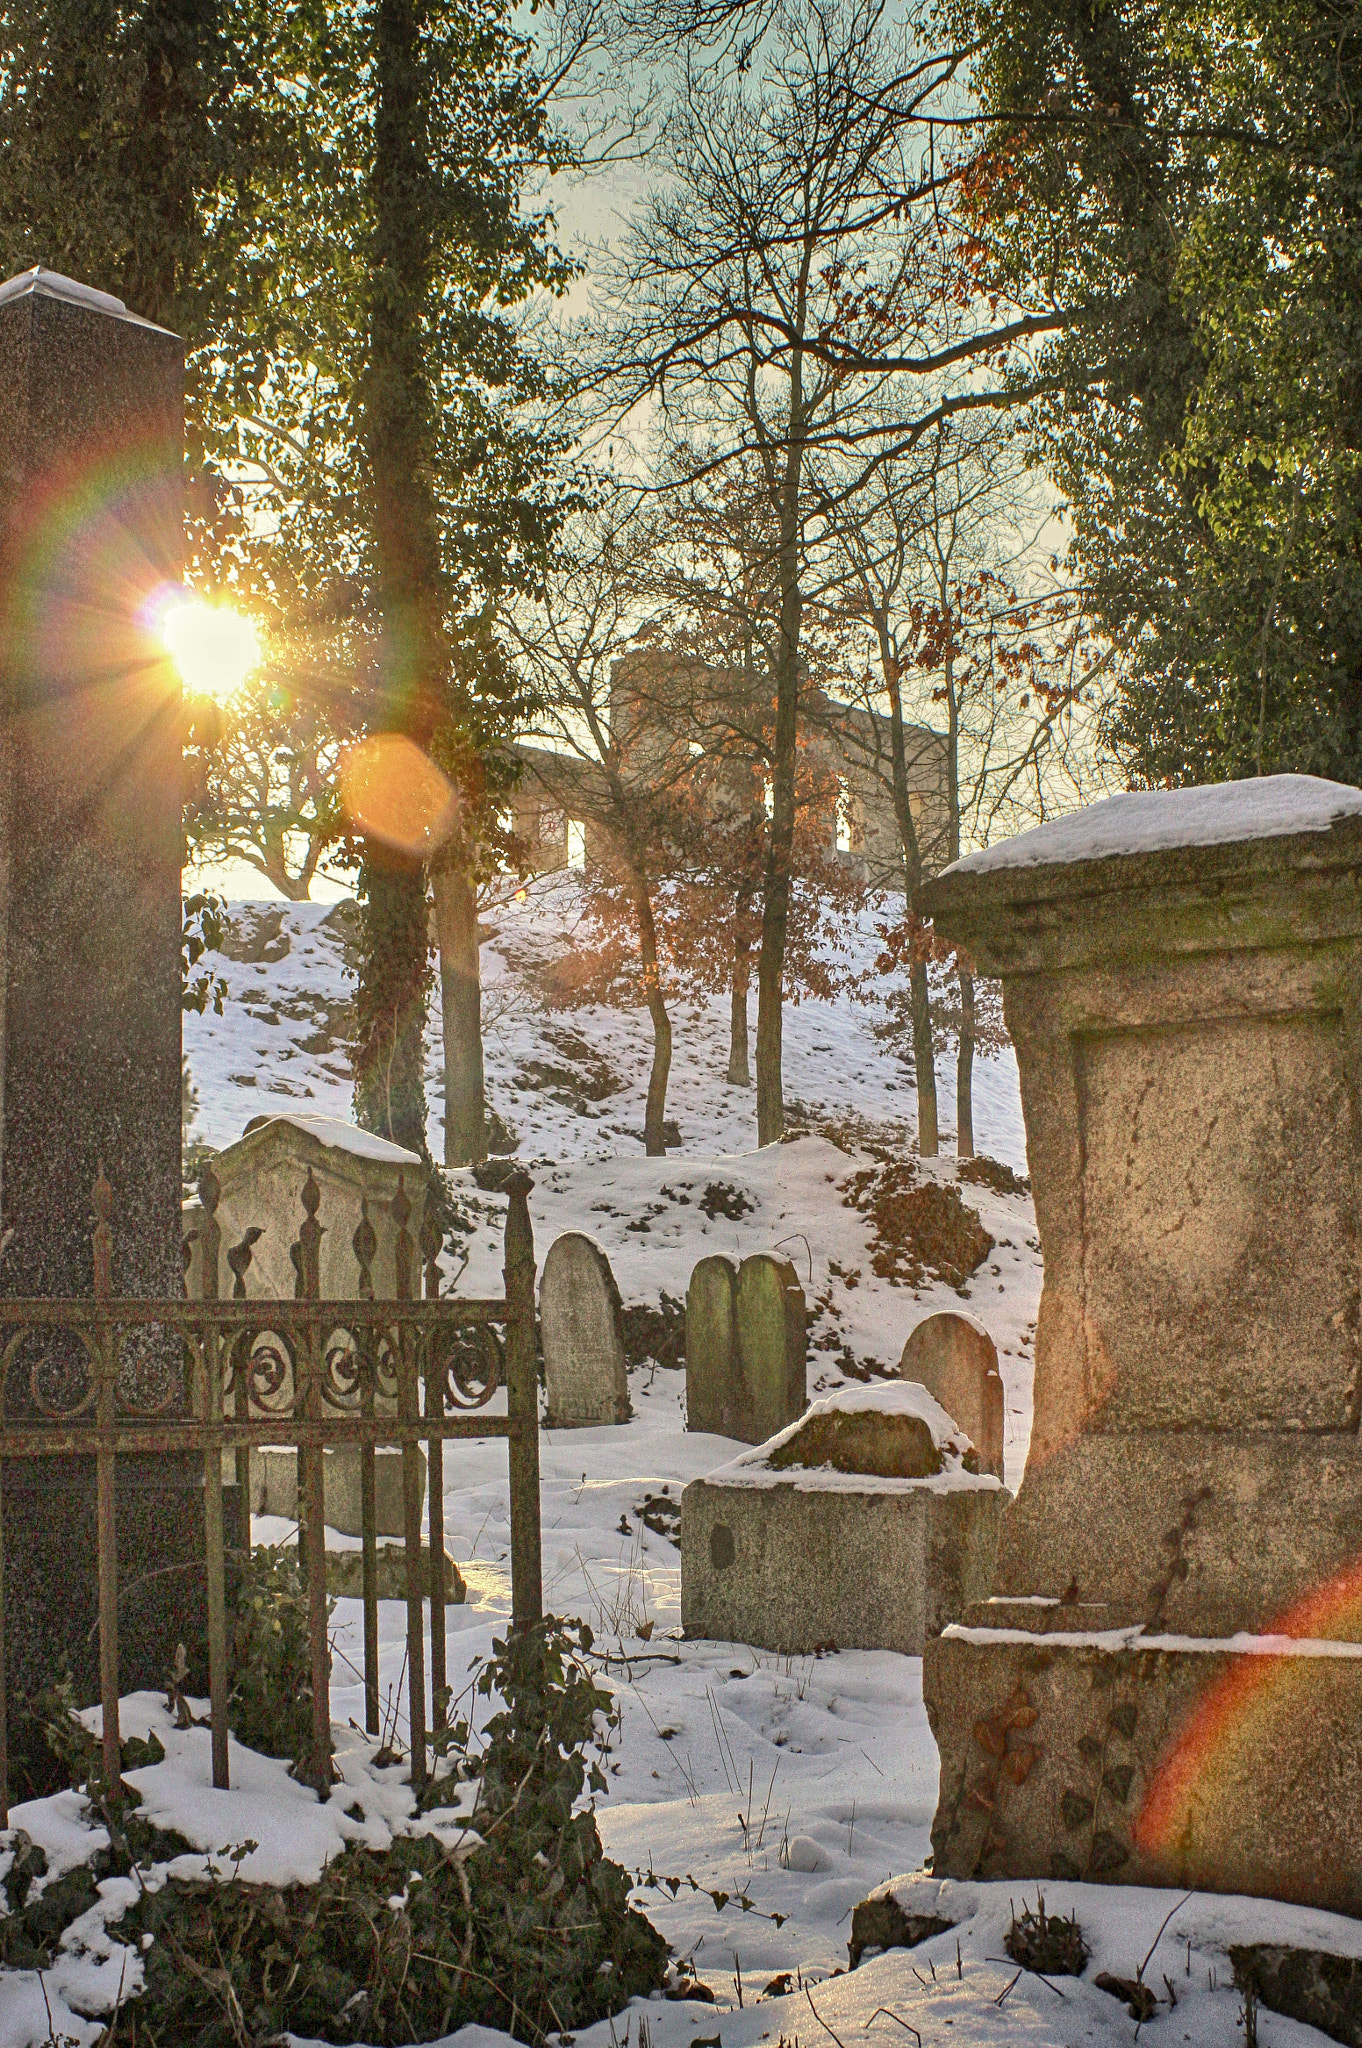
(0, 267, 196, 1736)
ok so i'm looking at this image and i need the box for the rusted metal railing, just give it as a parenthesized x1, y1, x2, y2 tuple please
(0, 1163, 542, 1818)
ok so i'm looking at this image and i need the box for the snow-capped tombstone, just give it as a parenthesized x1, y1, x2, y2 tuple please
(685, 1255, 750, 1438)
(184, 1113, 426, 1303)
(0, 268, 202, 1718)
(735, 1253, 807, 1443)
(540, 1232, 630, 1427)
(900, 1311, 1004, 1478)
(184, 1114, 429, 1536)
(920, 774, 1362, 1917)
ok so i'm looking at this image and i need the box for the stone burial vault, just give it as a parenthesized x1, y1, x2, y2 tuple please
(680, 1382, 1005, 1654)
(920, 773, 1362, 1917)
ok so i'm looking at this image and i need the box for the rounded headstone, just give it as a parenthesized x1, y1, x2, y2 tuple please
(900, 1311, 1004, 1477)
(686, 1254, 747, 1437)
(540, 1232, 630, 1427)
(737, 1253, 807, 1443)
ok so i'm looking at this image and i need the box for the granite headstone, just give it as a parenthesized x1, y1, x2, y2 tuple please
(900, 1311, 1005, 1478)
(540, 1233, 629, 1427)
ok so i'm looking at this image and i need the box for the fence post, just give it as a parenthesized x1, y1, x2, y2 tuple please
(353, 1198, 380, 1737)
(422, 1208, 447, 1730)
(296, 1170, 331, 1789)
(198, 1167, 229, 1791)
(92, 1165, 122, 1795)
(395, 1176, 427, 1790)
(504, 1172, 542, 1635)
(0, 1459, 8, 1826)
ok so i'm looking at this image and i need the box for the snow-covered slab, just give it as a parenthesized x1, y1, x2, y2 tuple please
(703, 1379, 999, 1497)
(948, 772, 1362, 875)
(239, 1110, 421, 1165)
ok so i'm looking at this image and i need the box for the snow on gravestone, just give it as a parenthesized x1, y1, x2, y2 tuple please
(899, 1311, 1004, 1478)
(539, 1233, 630, 1427)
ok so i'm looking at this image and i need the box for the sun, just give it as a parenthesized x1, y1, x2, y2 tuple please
(162, 598, 261, 703)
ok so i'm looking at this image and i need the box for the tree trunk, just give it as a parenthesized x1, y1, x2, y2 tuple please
(956, 962, 975, 1160)
(633, 873, 673, 1155)
(910, 957, 938, 1157)
(353, 850, 431, 1153)
(354, 0, 445, 1152)
(432, 864, 486, 1165)
(727, 934, 751, 1086)
(755, 431, 804, 1146)
(880, 635, 938, 1158)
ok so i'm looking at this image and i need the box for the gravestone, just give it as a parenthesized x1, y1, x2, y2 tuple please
(540, 1233, 629, 1427)
(184, 1115, 429, 1535)
(737, 1254, 807, 1443)
(685, 1255, 748, 1437)
(920, 775, 1362, 1917)
(184, 1113, 426, 1301)
(0, 268, 203, 1714)
(685, 1252, 806, 1443)
(900, 1311, 1004, 1478)
(681, 1382, 1003, 1653)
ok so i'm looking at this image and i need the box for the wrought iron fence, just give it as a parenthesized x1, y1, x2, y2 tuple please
(0, 1160, 542, 1816)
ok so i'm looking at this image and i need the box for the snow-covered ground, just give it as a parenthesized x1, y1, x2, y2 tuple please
(1, 876, 1347, 2044)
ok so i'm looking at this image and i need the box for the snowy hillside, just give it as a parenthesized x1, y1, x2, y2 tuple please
(5, 879, 1328, 2046)
(184, 875, 1041, 1474)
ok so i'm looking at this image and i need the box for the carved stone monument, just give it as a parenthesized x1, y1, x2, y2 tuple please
(184, 1113, 426, 1302)
(685, 1251, 806, 1443)
(540, 1233, 629, 1427)
(900, 1311, 1005, 1479)
(0, 268, 196, 1712)
(921, 775, 1362, 1916)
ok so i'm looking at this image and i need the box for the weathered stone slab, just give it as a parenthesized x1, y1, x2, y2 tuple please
(540, 1232, 629, 1427)
(737, 1254, 807, 1442)
(900, 1312, 1004, 1478)
(685, 1255, 747, 1437)
(252, 1444, 423, 1539)
(925, 1606, 1362, 1919)
(685, 1252, 807, 1442)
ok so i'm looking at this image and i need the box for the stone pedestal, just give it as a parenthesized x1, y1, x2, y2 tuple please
(0, 269, 202, 1714)
(920, 777, 1362, 1909)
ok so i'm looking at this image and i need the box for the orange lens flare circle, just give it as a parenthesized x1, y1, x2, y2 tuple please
(341, 734, 459, 856)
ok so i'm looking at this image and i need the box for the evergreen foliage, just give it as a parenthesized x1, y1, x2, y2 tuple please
(954, 0, 1362, 785)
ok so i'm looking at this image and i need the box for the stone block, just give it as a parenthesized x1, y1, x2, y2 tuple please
(681, 1471, 1002, 1654)
(540, 1232, 629, 1427)
(924, 1606, 1362, 1920)
(682, 1384, 1002, 1653)
(251, 1444, 422, 1539)
(900, 1312, 1004, 1477)
(918, 777, 1362, 1911)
